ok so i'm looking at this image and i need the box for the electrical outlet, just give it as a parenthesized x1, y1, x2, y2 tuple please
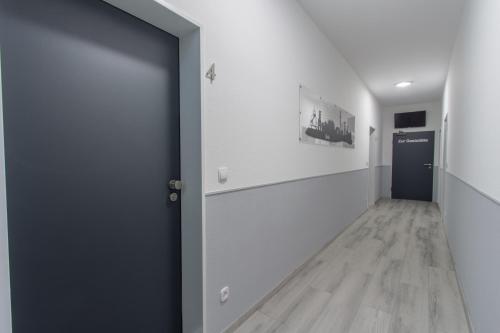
(220, 286, 230, 303)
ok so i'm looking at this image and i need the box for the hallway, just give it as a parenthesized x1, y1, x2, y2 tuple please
(233, 200, 469, 333)
(2, 1, 500, 332)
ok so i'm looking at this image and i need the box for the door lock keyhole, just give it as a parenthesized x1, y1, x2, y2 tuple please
(168, 179, 182, 202)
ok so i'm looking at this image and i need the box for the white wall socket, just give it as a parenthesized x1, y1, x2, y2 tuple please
(220, 286, 230, 303)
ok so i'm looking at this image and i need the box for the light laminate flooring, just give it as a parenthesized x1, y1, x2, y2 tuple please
(232, 199, 470, 333)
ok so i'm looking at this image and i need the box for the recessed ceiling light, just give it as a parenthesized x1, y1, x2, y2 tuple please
(395, 81, 413, 88)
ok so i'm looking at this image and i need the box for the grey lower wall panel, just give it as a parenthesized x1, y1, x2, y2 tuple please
(381, 165, 392, 198)
(445, 172, 500, 333)
(432, 166, 439, 202)
(380, 165, 439, 202)
(205, 169, 369, 333)
(375, 165, 383, 203)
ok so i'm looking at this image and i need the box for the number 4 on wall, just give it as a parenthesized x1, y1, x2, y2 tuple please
(205, 63, 216, 83)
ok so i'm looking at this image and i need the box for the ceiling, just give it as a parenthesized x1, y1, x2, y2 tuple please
(299, 0, 465, 106)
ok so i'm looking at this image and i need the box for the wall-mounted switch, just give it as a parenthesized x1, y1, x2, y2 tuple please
(220, 286, 230, 303)
(218, 167, 228, 184)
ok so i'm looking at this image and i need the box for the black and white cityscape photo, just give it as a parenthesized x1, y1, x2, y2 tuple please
(299, 86, 355, 148)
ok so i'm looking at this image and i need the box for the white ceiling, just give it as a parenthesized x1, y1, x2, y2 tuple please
(299, 0, 465, 106)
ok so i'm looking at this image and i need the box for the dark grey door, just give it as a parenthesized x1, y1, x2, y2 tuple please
(0, 0, 181, 332)
(392, 131, 435, 202)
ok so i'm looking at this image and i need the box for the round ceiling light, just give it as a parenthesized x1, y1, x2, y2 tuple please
(395, 81, 413, 88)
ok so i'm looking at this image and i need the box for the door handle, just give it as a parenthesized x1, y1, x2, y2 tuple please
(424, 163, 433, 169)
(168, 180, 183, 202)
(169, 180, 183, 191)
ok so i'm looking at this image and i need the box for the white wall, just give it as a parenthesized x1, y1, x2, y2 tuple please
(0, 49, 12, 333)
(442, 0, 500, 202)
(441, 1, 500, 332)
(382, 101, 443, 167)
(163, 0, 381, 195)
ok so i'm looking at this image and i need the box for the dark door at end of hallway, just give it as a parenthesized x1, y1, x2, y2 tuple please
(0, 0, 182, 332)
(392, 131, 435, 202)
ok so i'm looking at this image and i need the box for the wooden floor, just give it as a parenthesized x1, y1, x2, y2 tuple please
(232, 199, 470, 333)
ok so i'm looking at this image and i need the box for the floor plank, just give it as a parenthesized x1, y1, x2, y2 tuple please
(349, 306, 392, 333)
(361, 257, 403, 313)
(390, 283, 429, 333)
(428, 267, 469, 333)
(273, 286, 331, 333)
(232, 311, 283, 333)
(308, 269, 371, 332)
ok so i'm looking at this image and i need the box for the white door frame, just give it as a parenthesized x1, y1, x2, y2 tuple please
(440, 114, 449, 224)
(0, 48, 13, 333)
(368, 126, 376, 207)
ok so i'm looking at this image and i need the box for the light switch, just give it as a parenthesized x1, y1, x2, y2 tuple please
(218, 167, 228, 183)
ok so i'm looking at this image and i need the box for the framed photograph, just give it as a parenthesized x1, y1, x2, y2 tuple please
(299, 86, 355, 148)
